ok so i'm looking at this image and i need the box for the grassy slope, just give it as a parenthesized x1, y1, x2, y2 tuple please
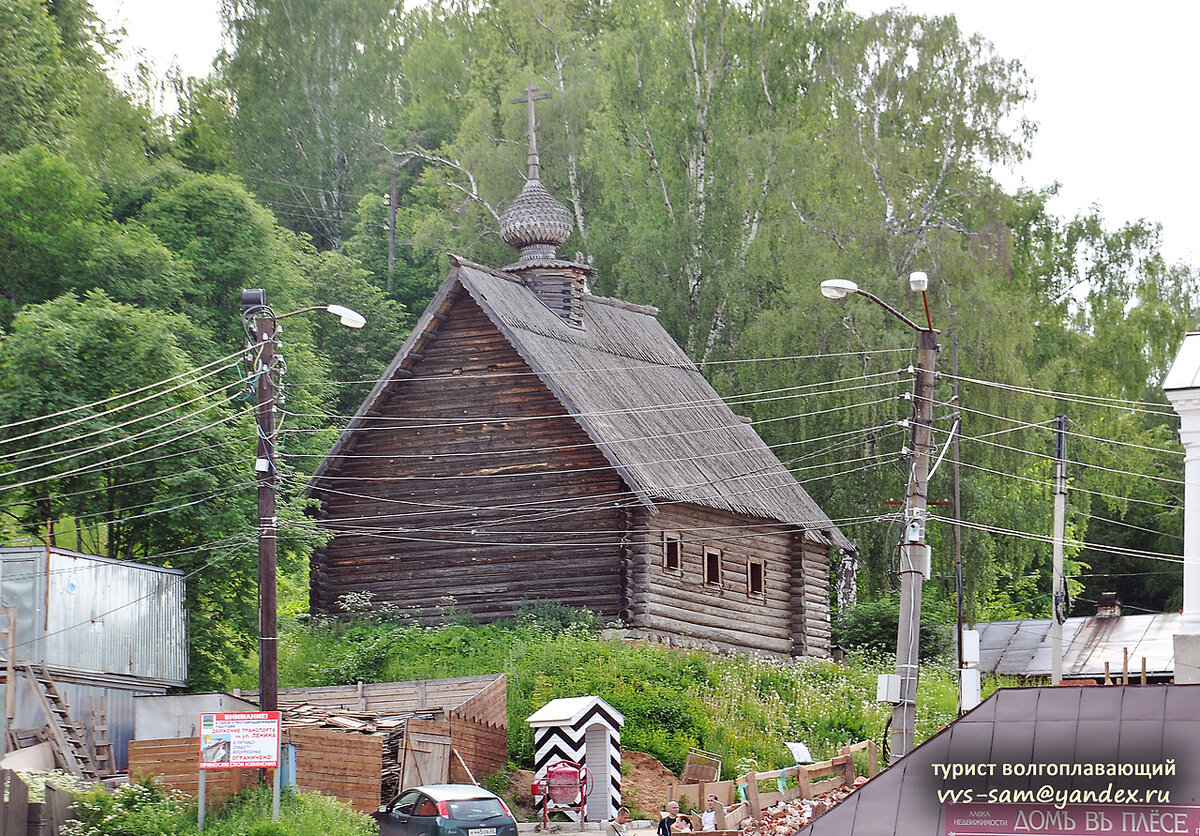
(257, 603, 1010, 777)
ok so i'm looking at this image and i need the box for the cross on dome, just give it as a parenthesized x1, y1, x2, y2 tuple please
(511, 83, 551, 181)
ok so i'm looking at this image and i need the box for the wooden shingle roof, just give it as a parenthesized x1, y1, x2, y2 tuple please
(312, 257, 853, 553)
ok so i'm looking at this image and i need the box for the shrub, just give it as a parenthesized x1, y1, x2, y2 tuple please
(834, 597, 952, 662)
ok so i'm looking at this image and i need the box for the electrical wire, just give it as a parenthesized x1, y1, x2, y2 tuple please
(0, 373, 252, 465)
(943, 372, 1178, 417)
(0, 406, 256, 494)
(0, 349, 245, 437)
(276, 371, 909, 429)
(928, 513, 1183, 564)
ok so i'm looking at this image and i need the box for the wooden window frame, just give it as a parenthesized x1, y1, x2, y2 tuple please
(747, 559, 765, 596)
(663, 532, 682, 573)
(703, 547, 723, 588)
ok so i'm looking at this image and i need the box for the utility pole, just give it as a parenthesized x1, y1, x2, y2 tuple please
(893, 327, 938, 760)
(387, 170, 399, 294)
(820, 274, 938, 761)
(241, 291, 364, 714)
(1051, 413, 1068, 685)
(244, 290, 279, 714)
(953, 337, 964, 678)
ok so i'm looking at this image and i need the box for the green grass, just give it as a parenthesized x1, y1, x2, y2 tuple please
(253, 599, 1015, 776)
(63, 779, 376, 836)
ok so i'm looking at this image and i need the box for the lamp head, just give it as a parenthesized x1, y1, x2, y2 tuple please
(909, 271, 928, 292)
(820, 278, 858, 300)
(326, 304, 366, 329)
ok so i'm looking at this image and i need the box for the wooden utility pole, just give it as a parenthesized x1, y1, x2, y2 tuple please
(243, 290, 279, 714)
(387, 171, 398, 294)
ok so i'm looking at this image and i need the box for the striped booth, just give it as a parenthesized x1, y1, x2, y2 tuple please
(527, 696, 625, 821)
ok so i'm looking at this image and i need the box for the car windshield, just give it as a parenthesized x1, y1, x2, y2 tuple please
(445, 798, 508, 821)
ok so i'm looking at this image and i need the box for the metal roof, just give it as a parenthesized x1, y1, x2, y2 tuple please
(1164, 332, 1200, 390)
(311, 258, 853, 553)
(976, 612, 1177, 679)
(797, 685, 1200, 835)
(526, 696, 625, 728)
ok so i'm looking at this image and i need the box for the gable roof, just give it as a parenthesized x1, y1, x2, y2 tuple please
(798, 684, 1200, 834)
(311, 257, 853, 552)
(526, 696, 625, 729)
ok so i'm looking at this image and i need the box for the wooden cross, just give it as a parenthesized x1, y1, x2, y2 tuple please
(511, 83, 551, 180)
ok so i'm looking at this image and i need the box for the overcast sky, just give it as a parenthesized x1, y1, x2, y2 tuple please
(90, 0, 1198, 266)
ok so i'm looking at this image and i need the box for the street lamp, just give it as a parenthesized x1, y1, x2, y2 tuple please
(820, 272, 939, 762)
(240, 289, 365, 713)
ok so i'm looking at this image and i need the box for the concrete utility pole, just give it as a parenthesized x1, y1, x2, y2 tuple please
(1051, 414, 1068, 685)
(820, 274, 939, 761)
(894, 327, 938, 759)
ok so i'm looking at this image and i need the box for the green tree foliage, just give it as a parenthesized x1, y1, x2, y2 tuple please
(0, 147, 110, 324)
(219, 0, 399, 249)
(0, 0, 73, 153)
(0, 292, 259, 687)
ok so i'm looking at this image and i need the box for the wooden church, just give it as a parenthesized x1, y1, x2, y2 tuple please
(307, 93, 855, 659)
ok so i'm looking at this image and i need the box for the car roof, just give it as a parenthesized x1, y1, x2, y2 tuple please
(413, 784, 502, 802)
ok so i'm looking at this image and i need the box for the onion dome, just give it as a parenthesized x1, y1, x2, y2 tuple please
(499, 178, 574, 262)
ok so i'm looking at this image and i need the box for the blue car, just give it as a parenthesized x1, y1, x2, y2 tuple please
(374, 784, 520, 836)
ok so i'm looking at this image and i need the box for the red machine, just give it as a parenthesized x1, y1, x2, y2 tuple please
(531, 759, 593, 830)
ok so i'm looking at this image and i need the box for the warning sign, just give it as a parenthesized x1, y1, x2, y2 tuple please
(198, 711, 280, 769)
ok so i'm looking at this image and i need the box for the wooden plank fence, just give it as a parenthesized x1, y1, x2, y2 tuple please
(128, 728, 384, 814)
(666, 739, 879, 819)
(738, 740, 878, 818)
(0, 769, 76, 836)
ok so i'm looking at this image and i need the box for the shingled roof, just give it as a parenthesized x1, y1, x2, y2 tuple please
(311, 256, 853, 553)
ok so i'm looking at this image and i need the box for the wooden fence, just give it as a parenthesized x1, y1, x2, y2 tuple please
(666, 739, 879, 818)
(0, 769, 75, 836)
(128, 727, 384, 814)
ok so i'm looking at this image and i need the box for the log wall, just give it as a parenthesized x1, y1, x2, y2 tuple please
(312, 289, 626, 623)
(798, 541, 831, 657)
(624, 504, 829, 657)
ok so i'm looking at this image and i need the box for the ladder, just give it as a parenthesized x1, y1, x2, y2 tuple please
(88, 696, 115, 776)
(18, 664, 100, 780)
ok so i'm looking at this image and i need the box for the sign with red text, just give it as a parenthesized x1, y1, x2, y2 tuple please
(198, 711, 280, 769)
(946, 803, 1200, 835)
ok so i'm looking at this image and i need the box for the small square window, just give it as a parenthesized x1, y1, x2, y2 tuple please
(704, 548, 722, 587)
(663, 533, 681, 572)
(748, 560, 764, 595)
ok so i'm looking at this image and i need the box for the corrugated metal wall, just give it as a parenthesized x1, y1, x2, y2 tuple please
(44, 551, 187, 682)
(0, 547, 187, 682)
(1, 675, 145, 770)
(0, 547, 189, 771)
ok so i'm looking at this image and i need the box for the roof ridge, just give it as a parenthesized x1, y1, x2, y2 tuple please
(584, 294, 660, 317)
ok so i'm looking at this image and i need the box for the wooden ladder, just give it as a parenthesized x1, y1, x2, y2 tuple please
(88, 696, 115, 776)
(18, 663, 100, 780)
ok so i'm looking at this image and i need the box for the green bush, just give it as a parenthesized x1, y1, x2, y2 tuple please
(834, 598, 953, 662)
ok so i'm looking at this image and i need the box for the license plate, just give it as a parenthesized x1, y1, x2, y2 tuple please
(469, 828, 496, 835)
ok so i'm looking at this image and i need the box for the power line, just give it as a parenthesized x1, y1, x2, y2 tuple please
(0, 349, 245, 437)
(944, 373, 1178, 417)
(928, 513, 1184, 565)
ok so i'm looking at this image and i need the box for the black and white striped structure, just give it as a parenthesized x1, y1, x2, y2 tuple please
(527, 696, 625, 821)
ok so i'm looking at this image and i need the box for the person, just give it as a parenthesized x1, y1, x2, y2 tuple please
(700, 796, 720, 831)
(672, 814, 692, 833)
(657, 801, 680, 836)
(607, 807, 632, 836)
